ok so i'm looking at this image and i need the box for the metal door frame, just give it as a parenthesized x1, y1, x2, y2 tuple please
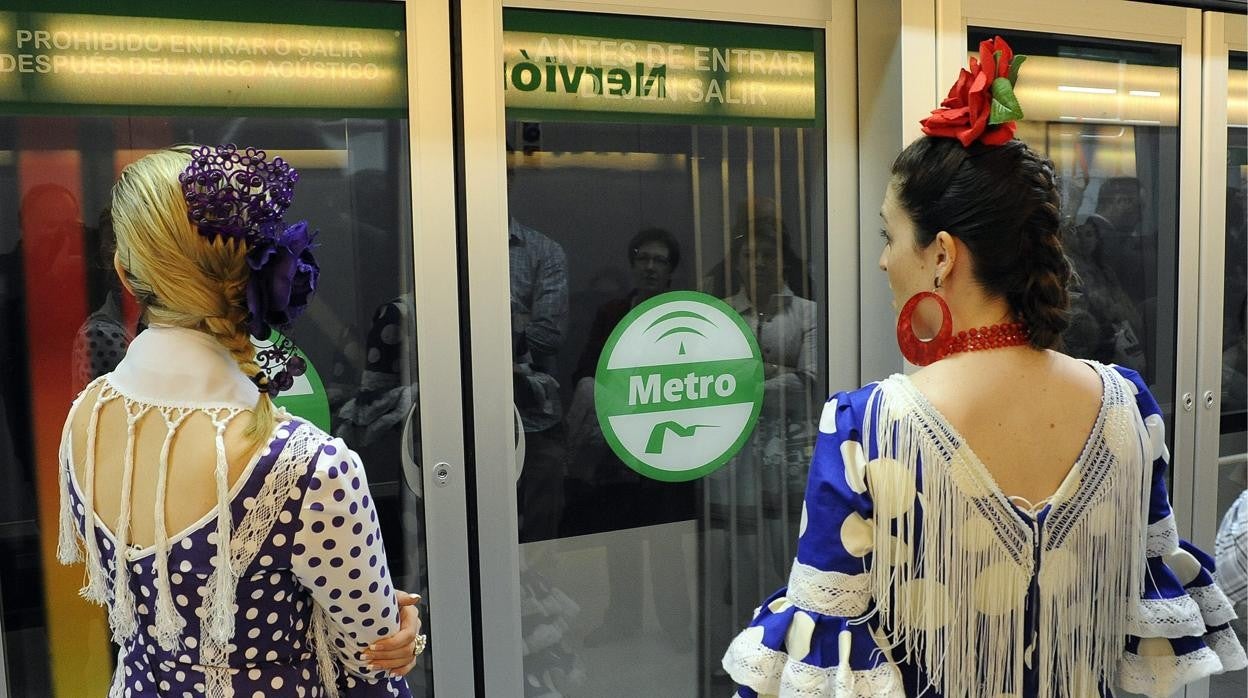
(1191, 12, 1246, 691)
(1193, 10, 1246, 552)
(399, 1, 477, 695)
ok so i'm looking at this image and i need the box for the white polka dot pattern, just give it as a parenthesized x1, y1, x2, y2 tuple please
(291, 439, 404, 684)
(840, 513, 874, 557)
(61, 421, 411, 697)
(840, 440, 868, 495)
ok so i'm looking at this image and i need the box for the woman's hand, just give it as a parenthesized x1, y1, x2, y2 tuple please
(362, 591, 425, 677)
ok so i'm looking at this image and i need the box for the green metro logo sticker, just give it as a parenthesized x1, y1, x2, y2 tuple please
(595, 291, 764, 482)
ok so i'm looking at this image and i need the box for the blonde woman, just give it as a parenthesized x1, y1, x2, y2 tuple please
(58, 145, 423, 696)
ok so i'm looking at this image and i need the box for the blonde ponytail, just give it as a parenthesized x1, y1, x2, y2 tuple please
(111, 149, 276, 446)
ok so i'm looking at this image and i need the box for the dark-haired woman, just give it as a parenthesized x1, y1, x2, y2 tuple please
(721, 38, 1245, 698)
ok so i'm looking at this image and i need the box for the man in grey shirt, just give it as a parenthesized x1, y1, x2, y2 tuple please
(510, 215, 569, 543)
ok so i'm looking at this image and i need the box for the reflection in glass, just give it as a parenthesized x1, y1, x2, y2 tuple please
(969, 28, 1181, 451)
(505, 114, 827, 696)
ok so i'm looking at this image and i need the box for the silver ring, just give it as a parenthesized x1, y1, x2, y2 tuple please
(412, 633, 427, 657)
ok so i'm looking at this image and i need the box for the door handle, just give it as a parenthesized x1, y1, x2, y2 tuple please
(400, 403, 423, 498)
(513, 403, 526, 482)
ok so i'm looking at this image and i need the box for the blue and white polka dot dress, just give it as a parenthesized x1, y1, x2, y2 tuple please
(62, 413, 412, 698)
(722, 363, 1247, 697)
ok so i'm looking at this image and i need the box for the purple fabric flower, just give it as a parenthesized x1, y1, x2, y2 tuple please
(245, 220, 319, 339)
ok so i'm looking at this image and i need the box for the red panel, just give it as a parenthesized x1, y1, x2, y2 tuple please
(17, 121, 112, 693)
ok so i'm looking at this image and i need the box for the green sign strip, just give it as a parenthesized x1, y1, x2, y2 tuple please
(503, 9, 825, 128)
(1, 0, 404, 31)
(0, 7, 407, 118)
(504, 107, 819, 129)
(504, 9, 816, 52)
(0, 101, 405, 120)
(597, 357, 763, 416)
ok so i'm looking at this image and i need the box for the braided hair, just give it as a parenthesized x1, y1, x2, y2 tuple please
(890, 137, 1072, 349)
(111, 149, 275, 445)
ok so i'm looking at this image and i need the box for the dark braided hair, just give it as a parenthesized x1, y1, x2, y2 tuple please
(890, 137, 1072, 349)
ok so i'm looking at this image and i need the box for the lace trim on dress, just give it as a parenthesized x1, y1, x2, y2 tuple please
(201, 421, 322, 698)
(1205, 625, 1248, 672)
(787, 561, 872, 617)
(1186, 583, 1238, 627)
(1127, 596, 1207, 639)
(1117, 646, 1224, 697)
(1146, 515, 1179, 557)
(721, 629, 905, 698)
(779, 659, 906, 697)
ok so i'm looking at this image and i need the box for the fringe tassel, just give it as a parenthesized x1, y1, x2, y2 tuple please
(108, 651, 127, 698)
(205, 415, 236, 646)
(864, 381, 1031, 698)
(108, 404, 147, 643)
(79, 397, 109, 605)
(1036, 381, 1151, 697)
(152, 411, 190, 652)
(57, 399, 83, 565)
(58, 379, 105, 565)
(313, 606, 342, 698)
(864, 366, 1149, 698)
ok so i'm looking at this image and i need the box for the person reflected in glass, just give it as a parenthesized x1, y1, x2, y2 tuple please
(706, 215, 818, 661)
(722, 38, 1245, 697)
(1063, 203, 1148, 374)
(505, 145, 584, 696)
(701, 198, 815, 301)
(1224, 298, 1247, 415)
(72, 207, 135, 389)
(567, 228, 694, 651)
(1083, 177, 1151, 302)
(1223, 187, 1247, 414)
(507, 147, 571, 545)
(56, 147, 425, 695)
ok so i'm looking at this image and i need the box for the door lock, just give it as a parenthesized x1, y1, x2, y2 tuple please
(1182, 392, 1194, 412)
(433, 462, 451, 487)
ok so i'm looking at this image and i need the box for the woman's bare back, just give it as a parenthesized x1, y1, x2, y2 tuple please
(70, 383, 264, 548)
(908, 348, 1106, 508)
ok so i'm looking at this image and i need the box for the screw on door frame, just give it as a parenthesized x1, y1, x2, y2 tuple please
(1203, 391, 1215, 409)
(433, 462, 451, 487)
(1182, 393, 1195, 412)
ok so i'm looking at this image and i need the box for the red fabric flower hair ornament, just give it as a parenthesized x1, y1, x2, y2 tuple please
(920, 36, 1026, 147)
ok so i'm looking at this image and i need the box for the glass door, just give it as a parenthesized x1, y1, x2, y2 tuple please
(503, 11, 829, 696)
(458, 1, 853, 695)
(0, 1, 473, 695)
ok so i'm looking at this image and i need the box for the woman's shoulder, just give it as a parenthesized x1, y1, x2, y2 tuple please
(271, 419, 346, 461)
(817, 379, 891, 436)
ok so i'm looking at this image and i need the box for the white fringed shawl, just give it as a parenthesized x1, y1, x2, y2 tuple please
(56, 326, 286, 696)
(862, 362, 1151, 698)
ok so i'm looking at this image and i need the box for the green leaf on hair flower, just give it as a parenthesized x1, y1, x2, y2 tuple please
(989, 77, 1024, 125)
(1008, 54, 1027, 86)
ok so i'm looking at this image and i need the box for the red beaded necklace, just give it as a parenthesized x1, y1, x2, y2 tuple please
(943, 321, 1030, 359)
